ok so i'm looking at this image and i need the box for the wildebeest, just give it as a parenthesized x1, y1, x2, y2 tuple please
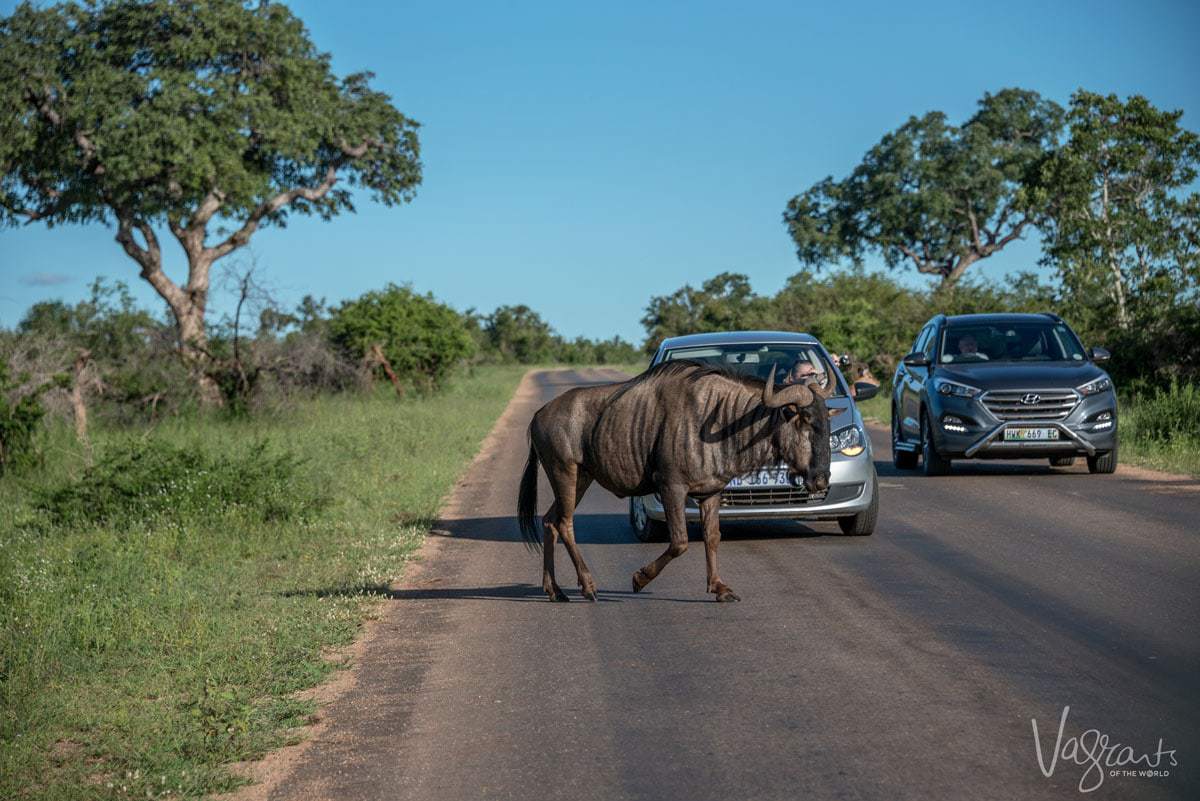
(517, 360, 840, 602)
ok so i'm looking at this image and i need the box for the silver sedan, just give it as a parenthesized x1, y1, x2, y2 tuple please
(629, 331, 880, 538)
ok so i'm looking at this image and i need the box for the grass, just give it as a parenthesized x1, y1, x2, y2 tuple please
(852, 382, 1200, 477)
(0, 364, 528, 800)
(854, 388, 890, 426)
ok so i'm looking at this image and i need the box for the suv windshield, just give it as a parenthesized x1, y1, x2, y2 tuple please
(940, 322, 1086, 364)
(663, 343, 844, 396)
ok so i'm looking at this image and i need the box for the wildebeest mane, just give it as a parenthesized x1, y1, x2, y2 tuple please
(614, 359, 766, 401)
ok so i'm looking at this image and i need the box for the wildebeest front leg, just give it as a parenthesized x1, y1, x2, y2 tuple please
(632, 485, 688, 592)
(699, 494, 739, 602)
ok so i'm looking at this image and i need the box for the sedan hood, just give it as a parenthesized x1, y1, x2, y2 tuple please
(935, 360, 1108, 391)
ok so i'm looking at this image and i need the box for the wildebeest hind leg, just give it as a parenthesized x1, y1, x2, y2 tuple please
(633, 486, 688, 592)
(553, 469, 598, 601)
(541, 502, 569, 602)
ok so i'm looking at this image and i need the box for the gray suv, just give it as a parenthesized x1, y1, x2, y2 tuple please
(630, 331, 881, 538)
(890, 313, 1118, 475)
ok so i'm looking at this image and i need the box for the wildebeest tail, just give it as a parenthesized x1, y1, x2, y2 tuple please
(517, 439, 542, 550)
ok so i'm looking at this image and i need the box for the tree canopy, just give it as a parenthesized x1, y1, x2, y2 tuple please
(0, 0, 422, 401)
(784, 88, 1063, 286)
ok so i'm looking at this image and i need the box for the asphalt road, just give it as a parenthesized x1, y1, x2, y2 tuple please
(270, 369, 1199, 801)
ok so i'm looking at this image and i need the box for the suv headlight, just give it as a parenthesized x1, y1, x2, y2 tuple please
(830, 425, 865, 457)
(1077, 377, 1112, 396)
(932, 378, 981, 398)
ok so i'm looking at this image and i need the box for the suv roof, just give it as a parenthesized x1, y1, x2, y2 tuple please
(941, 312, 1062, 327)
(658, 330, 820, 349)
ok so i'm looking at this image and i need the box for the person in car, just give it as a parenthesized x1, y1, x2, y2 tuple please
(783, 357, 821, 385)
(957, 333, 988, 360)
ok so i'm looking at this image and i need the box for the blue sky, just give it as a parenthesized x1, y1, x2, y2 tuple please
(2, 0, 1199, 342)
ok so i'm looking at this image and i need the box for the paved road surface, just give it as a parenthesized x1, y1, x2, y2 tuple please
(270, 369, 1199, 801)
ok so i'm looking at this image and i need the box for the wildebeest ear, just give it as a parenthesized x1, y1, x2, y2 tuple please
(828, 407, 846, 419)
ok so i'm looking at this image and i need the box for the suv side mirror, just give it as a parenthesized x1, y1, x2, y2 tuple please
(902, 351, 930, 368)
(853, 382, 879, 401)
(1088, 346, 1111, 362)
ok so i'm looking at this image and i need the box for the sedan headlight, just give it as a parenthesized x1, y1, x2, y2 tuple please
(830, 425, 865, 457)
(932, 378, 982, 398)
(1077, 377, 1112, 396)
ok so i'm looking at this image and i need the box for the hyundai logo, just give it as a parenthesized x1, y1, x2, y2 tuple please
(1021, 393, 1042, 405)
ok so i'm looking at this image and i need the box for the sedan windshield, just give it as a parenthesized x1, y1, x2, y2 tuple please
(940, 323, 1086, 364)
(662, 343, 844, 396)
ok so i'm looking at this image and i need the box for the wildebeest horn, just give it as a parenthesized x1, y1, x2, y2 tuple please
(763, 365, 814, 408)
(811, 378, 834, 399)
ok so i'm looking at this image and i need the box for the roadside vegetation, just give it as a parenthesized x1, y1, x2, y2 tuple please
(0, 365, 527, 800)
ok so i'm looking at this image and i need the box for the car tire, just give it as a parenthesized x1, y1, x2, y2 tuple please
(921, 412, 952, 476)
(838, 472, 878, 536)
(892, 406, 918, 469)
(1087, 444, 1118, 474)
(1049, 456, 1076, 467)
(630, 497, 667, 542)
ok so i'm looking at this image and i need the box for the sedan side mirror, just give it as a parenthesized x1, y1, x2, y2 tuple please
(902, 351, 930, 368)
(853, 382, 879, 401)
(1088, 346, 1111, 362)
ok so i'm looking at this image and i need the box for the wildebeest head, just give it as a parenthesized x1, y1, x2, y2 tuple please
(762, 365, 838, 493)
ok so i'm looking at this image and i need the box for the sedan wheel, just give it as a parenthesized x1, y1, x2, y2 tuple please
(630, 497, 667, 542)
(838, 471, 878, 536)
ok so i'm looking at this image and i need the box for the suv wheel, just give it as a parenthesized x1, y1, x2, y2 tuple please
(921, 412, 952, 476)
(630, 497, 667, 542)
(1087, 444, 1118, 474)
(1049, 456, 1076, 467)
(892, 405, 918, 469)
(838, 471, 878, 536)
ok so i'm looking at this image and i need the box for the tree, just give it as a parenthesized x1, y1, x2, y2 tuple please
(0, 0, 422, 404)
(484, 305, 555, 363)
(640, 272, 770, 353)
(1041, 91, 1200, 333)
(328, 284, 475, 388)
(783, 88, 1063, 287)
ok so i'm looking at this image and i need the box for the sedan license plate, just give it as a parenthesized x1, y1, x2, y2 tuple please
(727, 466, 793, 489)
(1004, 427, 1059, 441)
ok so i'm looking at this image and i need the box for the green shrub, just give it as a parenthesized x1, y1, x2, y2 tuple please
(1123, 382, 1200, 442)
(328, 284, 476, 387)
(0, 358, 46, 475)
(38, 439, 322, 528)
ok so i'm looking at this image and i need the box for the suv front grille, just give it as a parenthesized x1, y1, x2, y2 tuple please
(982, 389, 1079, 421)
(720, 487, 828, 507)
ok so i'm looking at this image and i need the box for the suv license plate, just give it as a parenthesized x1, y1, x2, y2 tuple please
(1004, 427, 1059, 441)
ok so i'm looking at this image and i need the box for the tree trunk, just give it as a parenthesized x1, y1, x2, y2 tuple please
(173, 295, 224, 407)
(70, 349, 93, 466)
(115, 217, 225, 407)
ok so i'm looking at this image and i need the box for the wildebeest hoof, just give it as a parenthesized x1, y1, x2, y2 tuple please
(716, 589, 741, 602)
(583, 588, 598, 602)
(631, 569, 649, 592)
(549, 588, 570, 602)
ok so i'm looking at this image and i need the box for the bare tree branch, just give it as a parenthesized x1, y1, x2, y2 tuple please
(205, 139, 378, 261)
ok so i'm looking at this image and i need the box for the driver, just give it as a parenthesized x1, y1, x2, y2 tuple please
(957, 334, 988, 360)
